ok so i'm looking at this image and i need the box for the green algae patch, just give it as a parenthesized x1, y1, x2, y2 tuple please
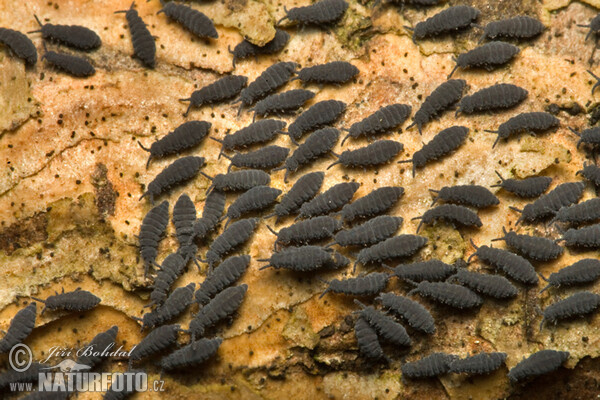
(283, 307, 320, 350)
(46, 193, 99, 242)
(333, 3, 374, 53)
(0, 193, 145, 309)
(477, 298, 532, 371)
(420, 224, 466, 264)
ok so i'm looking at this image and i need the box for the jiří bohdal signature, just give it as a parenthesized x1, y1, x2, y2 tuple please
(41, 359, 92, 373)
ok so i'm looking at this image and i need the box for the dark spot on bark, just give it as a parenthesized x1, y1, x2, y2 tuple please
(92, 163, 116, 217)
(318, 325, 335, 338)
(0, 212, 48, 255)
(590, 106, 600, 126)
(226, 0, 248, 13)
(560, 102, 583, 116)
(546, 103, 560, 115)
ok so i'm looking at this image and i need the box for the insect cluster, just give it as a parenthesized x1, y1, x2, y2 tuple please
(2, 0, 600, 397)
(29, 13, 100, 76)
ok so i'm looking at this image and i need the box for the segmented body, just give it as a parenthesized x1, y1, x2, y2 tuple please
(321, 273, 389, 298)
(516, 182, 586, 224)
(33, 17, 101, 50)
(205, 218, 259, 268)
(287, 100, 346, 142)
(401, 353, 458, 379)
(449, 352, 507, 375)
(507, 350, 569, 382)
(117, 3, 156, 68)
(408, 80, 465, 134)
(160, 338, 222, 370)
(140, 156, 206, 204)
(408, 281, 483, 309)
(489, 112, 559, 147)
(469, 244, 538, 285)
(230, 29, 289, 67)
(449, 41, 520, 78)
(333, 215, 403, 247)
(482, 16, 545, 41)
(129, 324, 179, 365)
(355, 235, 428, 267)
(457, 83, 528, 115)
(272, 172, 324, 218)
(377, 292, 436, 334)
(298, 182, 360, 218)
(412, 6, 480, 41)
(239, 63, 298, 107)
(0, 303, 37, 353)
(449, 269, 518, 299)
(343, 104, 411, 144)
(195, 255, 250, 305)
(139, 121, 211, 168)
(492, 171, 552, 198)
(493, 228, 564, 261)
(158, 2, 217, 39)
(0, 27, 37, 65)
(294, 61, 358, 84)
(430, 185, 498, 208)
(341, 186, 404, 221)
(402, 126, 468, 176)
(42, 51, 95, 77)
(329, 140, 403, 170)
(188, 285, 247, 337)
(415, 204, 482, 232)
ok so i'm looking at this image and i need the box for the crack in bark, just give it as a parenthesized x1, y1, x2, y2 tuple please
(0, 112, 35, 140)
(0, 137, 119, 198)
